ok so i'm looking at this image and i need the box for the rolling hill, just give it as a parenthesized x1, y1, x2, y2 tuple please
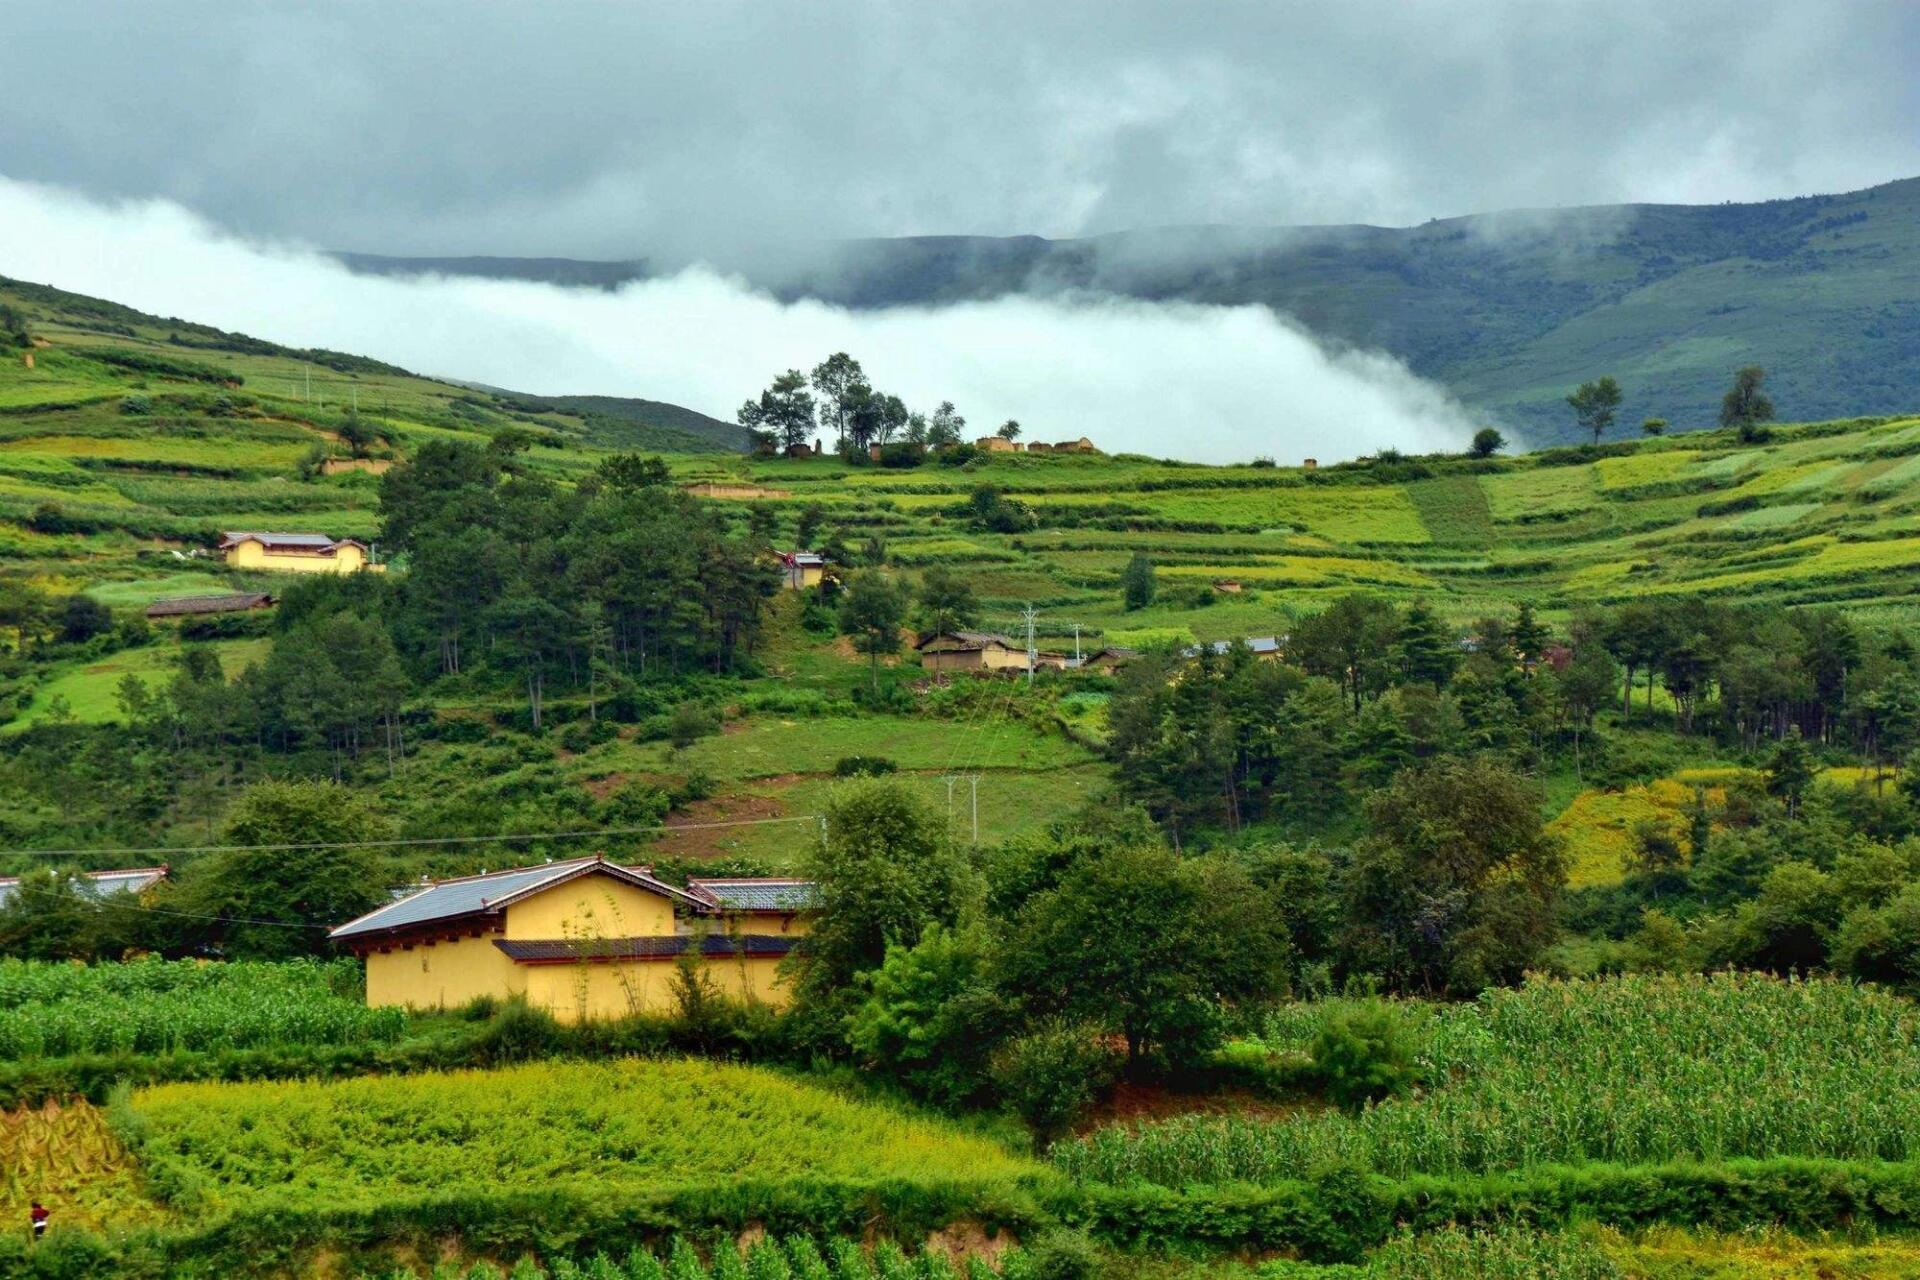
(342, 175, 1920, 442)
(5, 272, 1920, 641)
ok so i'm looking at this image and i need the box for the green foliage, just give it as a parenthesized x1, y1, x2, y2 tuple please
(990, 1021, 1116, 1144)
(795, 781, 978, 999)
(1309, 1002, 1423, 1113)
(1120, 554, 1155, 611)
(849, 924, 1007, 1108)
(1000, 842, 1289, 1065)
(164, 779, 394, 959)
(1566, 376, 1622, 444)
(1468, 428, 1506, 458)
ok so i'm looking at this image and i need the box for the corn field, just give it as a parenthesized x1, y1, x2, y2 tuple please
(1055, 973, 1920, 1184)
(365, 1235, 1028, 1280)
(0, 957, 404, 1058)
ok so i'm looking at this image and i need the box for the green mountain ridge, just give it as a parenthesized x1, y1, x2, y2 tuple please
(340, 176, 1920, 443)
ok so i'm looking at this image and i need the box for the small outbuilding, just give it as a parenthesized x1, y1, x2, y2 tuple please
(144, 592, 276, 620)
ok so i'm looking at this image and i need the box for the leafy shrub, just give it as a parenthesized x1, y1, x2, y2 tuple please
(991, 1021, 1116, 1143)
(833, 756, 898, 778)
(668, 702, 722, 750)
(119, 394, 153, 416)
(1309, 1001, 1423, 1113)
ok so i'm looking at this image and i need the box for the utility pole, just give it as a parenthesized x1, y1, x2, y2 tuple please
(1022, 604, 1039, 685)
(304, 365, 311, 403)
(1072, 623, 1082, 663)
(942, 774, 957, 838)
(968, 776, 979, 845)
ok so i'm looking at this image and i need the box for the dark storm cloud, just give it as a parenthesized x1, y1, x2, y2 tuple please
(2, 2, 1915, 257)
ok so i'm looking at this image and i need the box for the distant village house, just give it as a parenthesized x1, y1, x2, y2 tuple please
(974, 436, 1022, 453)
(329, 856, 817, 1020)
(219, 532, 381, 574)
(916, 630, 1032, 672)
(0, 866, 167, 909)
(778, 551, 827, 590)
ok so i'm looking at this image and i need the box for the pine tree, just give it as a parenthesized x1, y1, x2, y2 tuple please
(1121, 554, 1156, 611)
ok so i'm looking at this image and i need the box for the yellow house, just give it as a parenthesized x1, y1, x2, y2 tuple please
(328, 857, 817, 1022)
(778, 550, 827, 590)
(916, 630, 1034, 672)
(219, 531, 383, 574)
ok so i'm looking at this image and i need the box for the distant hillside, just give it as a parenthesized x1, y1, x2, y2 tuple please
(487, 391, 751, 453)
(342, 176, 1920, 443)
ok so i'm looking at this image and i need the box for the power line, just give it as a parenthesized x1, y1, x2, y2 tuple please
(0, 814, 822, 862)
(2, 881, 328, 930)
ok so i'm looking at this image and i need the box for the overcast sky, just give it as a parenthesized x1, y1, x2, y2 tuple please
(3, 1, 1916, 259)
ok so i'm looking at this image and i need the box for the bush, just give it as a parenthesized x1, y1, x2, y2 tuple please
(1309, 1001, 1423, 1113)
(834, 756, 899, 778)
(119, 394, 153, 416)
(1019, 1230, 1098, 1280)
(991, 1021, 1116, 1144)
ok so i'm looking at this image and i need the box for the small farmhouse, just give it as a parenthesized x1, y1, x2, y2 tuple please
(219, 531, 382, 574)
(0, 865, 167, 908)
(1184, 635, 1286, 661)
(916, 630, 1030, 671)
(330, 856, 818, 1021)
(1078, 646, 1138, 673)
(974, 436, 1022, 453)
(778, 551, 827, 589)
(144, 592, 276, 621)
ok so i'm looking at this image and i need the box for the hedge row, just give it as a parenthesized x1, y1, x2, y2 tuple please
(12, 1158, 1920, 1278)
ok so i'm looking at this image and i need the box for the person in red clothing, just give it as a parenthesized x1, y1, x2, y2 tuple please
(29, 1201, 48, 1241)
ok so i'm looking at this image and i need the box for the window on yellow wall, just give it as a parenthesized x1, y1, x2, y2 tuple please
(421, 953, 430, 972)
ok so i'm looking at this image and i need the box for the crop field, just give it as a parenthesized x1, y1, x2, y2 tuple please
(371, 1235, 1040, 1280)
(1054, 973, 1920, 1184)
(0, 958, 404, 1058)
(0, 1100, 160, 1232)
(127, 1058, 1041, 1211)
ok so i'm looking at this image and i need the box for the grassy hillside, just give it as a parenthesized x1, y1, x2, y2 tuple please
(343, 176, 1920, 441)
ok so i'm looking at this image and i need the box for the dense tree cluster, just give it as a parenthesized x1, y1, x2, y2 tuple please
(382, 441, 778, 723)
(739, 353, 986, 461)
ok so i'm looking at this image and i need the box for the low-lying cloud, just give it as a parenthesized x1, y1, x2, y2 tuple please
(0, 178, 1477, 464)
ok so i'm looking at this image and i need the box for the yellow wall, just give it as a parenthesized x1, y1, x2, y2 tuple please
(505, 874, 677, 941)
(365, 931, 526, 1011)
(360, 870, 801, 1020)
(522, 953, 791, 1022)
(223, 539, 379, 574)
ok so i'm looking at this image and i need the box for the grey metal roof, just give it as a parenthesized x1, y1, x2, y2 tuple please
(221, 531, 341, 548)
(494, 934, 800, 962)
(687, 878, 820, 912)
(0, 867, 167, 909)
(329, 857, 700, 940)
(1183, 635, 1284, 657)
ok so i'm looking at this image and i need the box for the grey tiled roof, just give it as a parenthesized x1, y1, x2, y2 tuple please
(494, 933, 801, 962)
(916, 630, 1016, 651)
(220, 531, 341, 548)
(329, 857, 698, 940)
(0, 867, 167, 909)
(1183, 635, 1284, 657)
(145, 592, 275, 618)
(687, 878, 820, 912)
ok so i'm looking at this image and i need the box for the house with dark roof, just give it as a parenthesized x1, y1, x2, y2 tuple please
(916, 630, 1032, 672)
(329, 856, 817, 1021)
(144, 592, 276, 620)
(219, 531, 382, 575)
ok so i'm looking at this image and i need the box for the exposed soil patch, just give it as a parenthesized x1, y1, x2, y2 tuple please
(651, 791, 791, 860)
(1076, 1082, 1321, 1134)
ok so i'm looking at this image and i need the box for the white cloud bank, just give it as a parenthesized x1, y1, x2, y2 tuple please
(0, 178, 1478, 464)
